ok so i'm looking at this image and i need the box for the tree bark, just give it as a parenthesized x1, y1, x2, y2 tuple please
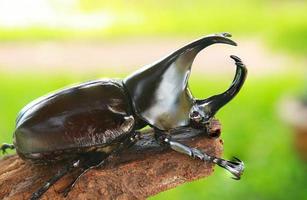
(0, 130, 223, 200)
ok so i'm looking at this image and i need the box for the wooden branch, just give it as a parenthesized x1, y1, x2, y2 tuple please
(0, 130, 223, 200)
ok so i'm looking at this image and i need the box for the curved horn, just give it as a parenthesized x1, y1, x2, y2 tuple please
(124, 32, 237, 92)
(123, 33, 240, 130)
(199, 55, 247, 120)
(172, 32, 237, 56)
(156, 32, 237, 71)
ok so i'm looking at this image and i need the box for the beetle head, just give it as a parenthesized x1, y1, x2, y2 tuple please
(124, 33, 247, 131)
(189, 55, 247, 133)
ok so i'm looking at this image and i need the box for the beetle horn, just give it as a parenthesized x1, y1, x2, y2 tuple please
(198, 55, 247, 120)
(171, 32, 237, 58)
(123, 33, 240, 130)
(158, 32, 237, 73)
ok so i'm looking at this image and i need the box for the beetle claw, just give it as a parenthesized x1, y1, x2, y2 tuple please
(219, 157, 244, 180)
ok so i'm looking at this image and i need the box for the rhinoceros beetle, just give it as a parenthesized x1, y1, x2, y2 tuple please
(1, 33, 247, 200)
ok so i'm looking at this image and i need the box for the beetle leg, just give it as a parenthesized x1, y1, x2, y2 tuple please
(61, 131, 141, 197)
(62, 167, 97, 197)
(30, 159, 81, 200)
(61, 152, 109, 197)
(157, 134, 244, 180)
(0, 143, 15, 154)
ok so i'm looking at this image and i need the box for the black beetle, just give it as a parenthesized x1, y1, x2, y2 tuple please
(1, 33, 247, 200)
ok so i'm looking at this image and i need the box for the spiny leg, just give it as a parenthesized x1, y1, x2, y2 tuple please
(61, 152, 109, 197)
(61, 131, 141, 197)
(31, 131, 141, 199)
(30, 159, 81, 200)
(0, 143, 15, 154)
(156, 132, 244, 180)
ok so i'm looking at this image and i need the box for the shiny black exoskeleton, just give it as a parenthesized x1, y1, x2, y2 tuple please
(1, 33, 247, 200)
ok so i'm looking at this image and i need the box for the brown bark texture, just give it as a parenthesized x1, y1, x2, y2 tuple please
(0, 131, 223, 200)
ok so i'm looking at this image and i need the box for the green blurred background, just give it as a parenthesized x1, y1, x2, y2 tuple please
(0, 0, 306, 199)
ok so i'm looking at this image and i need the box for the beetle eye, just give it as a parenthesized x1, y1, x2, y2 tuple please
(190, 111, 202, 123)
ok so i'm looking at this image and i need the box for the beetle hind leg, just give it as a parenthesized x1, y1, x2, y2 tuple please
(0, 143, 15, 154)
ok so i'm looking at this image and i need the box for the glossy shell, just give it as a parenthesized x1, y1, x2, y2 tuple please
(124, 34, 237, 130)
(14, 79, 135, 157)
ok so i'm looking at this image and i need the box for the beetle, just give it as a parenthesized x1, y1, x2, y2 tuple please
(1, 33, 247, 200)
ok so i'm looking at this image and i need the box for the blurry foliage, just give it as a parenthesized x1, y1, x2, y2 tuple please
(0, 0, 307, 54)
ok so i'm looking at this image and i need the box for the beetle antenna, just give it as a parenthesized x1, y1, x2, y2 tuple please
(199, 55, 247, 120)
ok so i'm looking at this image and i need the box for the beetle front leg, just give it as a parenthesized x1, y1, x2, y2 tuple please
(157, 133, 244, 180)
